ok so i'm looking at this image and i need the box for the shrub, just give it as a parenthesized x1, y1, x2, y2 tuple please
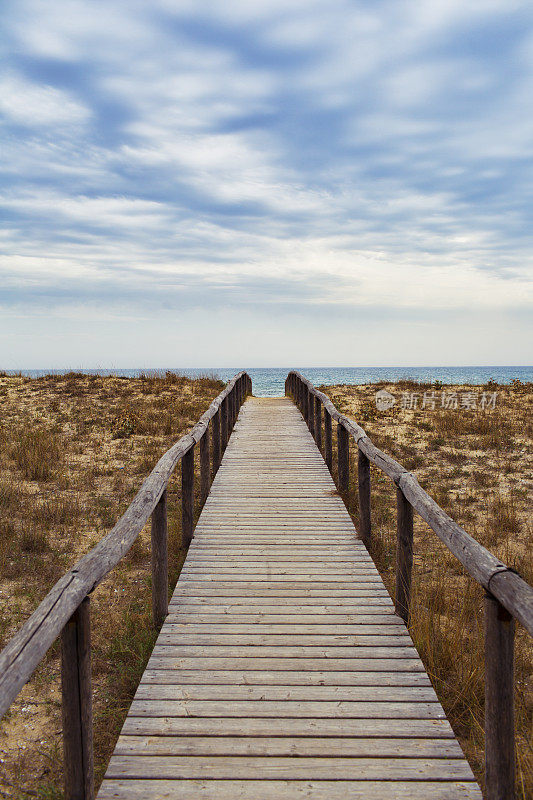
(9, 423, 63, 481)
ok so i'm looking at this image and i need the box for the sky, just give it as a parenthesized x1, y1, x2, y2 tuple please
(1, 0, 532, 368)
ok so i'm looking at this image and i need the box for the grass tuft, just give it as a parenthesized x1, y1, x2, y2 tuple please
(0, 371, 224, 796)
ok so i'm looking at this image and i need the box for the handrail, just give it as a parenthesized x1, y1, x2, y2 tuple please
(286, 369, 531, 800)
(287, 370, 533, 635)
(0, 370, 252, 798)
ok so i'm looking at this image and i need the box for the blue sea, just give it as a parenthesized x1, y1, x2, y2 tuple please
(8, 366, 533, 397)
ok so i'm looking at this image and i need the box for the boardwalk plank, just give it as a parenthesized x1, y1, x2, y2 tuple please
(113, 735, 463, 757)
(98, 779, 482, 799)
(121, 717, 456, 738)
(105, 754, 474, 780)
(96, 397, 481, 799)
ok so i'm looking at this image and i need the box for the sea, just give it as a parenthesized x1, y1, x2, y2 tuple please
(8, 366, 533, 397)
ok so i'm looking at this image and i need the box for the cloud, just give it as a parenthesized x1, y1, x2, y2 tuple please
(0, 73, 90, 126)
(0, 0, 532, 365)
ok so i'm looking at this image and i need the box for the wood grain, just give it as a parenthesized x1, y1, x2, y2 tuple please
(96, 396, 481, 799)
(0, 372, 248, 719)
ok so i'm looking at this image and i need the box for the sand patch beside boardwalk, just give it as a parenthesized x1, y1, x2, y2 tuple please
(1, 374, 531, 797)
(319, 380, 532, 797)
(0, 372, 223, 798)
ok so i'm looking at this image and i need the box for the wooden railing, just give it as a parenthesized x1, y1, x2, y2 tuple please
(0, 371, 252, 800)
(286, 370, 532, 800)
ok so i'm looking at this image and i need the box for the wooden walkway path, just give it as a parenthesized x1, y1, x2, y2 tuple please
(97, 397, 481, 799)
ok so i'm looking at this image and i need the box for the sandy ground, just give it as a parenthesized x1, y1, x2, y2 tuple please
(1, 374, 531, 797)
(0, 372, 223, 798)
(319, 380, 532, 796)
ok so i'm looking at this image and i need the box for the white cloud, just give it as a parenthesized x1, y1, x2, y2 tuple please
(0, 73, 90, 127)
(0, 0, 532, 365)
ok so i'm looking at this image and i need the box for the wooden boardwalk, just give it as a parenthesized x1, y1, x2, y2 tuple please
(97, 397, 482, 799)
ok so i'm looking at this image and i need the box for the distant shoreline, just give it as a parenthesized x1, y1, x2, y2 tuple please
(1, 366, 532, 396)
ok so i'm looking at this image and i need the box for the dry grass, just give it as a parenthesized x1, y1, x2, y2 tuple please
(319, 379, 532, 798)
(0, 371, 224, 798)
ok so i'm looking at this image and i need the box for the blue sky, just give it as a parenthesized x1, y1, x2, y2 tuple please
(1, 0, 532, 367)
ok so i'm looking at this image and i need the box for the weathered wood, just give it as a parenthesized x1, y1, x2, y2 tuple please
(128, 697, 443, 719)
(134, 684, 433, 701)
(221, 396, 228, 452)
(324, 408, 332, 472)
(151, 489, 168, 629)
(337, 422, 349, 495)
(181, 447, 194, 547)
(96, 393, 480, 800)
(170, 588, 388, 597)
(122, 715, 452, 737)
(97, 779, 482, 800)
(288, 370, 533, 800)
(211, 408, 221, 476)
(230, 388, 236, 428)
(157, 632, 412, 646)
(61, 597, 94, 800)
(288, 372, 533, 636)
(484, 593, 515, 800)
(398, 472, 533, 630)
(104, 754, 472, 781)
(314, 396, 322, 449)
(0, 372, 249, 720)
(162, 623, 410, 636)
(141, 669, 432, 687)
(167, 611, 395, 621)
(114, 734, 462, 757)
(150, 643, 419, 658)
(199, 430, 210, 505)
(307, 387, 314, 436)
(358, 449, 371, 546)
(395, 488, 413, 625)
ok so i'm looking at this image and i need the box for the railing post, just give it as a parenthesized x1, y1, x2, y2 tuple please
(61, 597, 94, 800)
(227, 392, 232, 441)
(232, 386, 237, 426)
(221, 396, 228, 452)
(235, 384, 241, 419)
(484, 593, 515, 800)
(200, 429, 210, 505)
(358, 450, 371, 546)
(315, 397, 322, 449)
(308, 390, 315, 438)
(324, 408, 332, 471)
(151, 489, 168, 628)
(181, 446, 194, 546)
(395, 487, 413, 624)
(212, 407, 221, 476)
(337, 423, 349, 494)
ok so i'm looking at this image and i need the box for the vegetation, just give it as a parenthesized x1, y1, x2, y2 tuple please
(0, 371, 223, 798)
(1, 373, 531, 797)
(319, 379, 532, 798)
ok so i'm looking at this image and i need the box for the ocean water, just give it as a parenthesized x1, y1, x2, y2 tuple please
(8, 366, 533, 397)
